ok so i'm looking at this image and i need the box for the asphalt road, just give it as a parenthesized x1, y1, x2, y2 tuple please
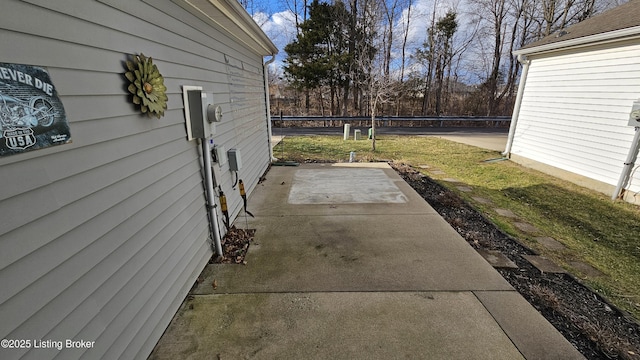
(273, 126, 508, 136)
(272, 126, 509, 152)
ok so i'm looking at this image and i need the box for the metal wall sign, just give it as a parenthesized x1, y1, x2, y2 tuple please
(0, 63, 70, 157)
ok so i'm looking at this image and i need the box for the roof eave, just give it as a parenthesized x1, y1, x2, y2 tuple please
(220, 0, 279, 55)
(513, 25, 640, 57)
(174, 0, 278, 56)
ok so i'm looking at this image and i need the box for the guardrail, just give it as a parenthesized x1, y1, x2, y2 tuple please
(271, 115, 511, 128)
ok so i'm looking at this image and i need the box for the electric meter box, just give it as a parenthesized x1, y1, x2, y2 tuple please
(183, 86, 217, 140)
(228, 148, 242, 171)
(629, 100, 640, 127)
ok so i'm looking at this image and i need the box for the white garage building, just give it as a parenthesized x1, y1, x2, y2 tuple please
(506, 0, 640, 203)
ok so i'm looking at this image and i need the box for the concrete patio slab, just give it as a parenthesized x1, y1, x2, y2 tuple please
(151, 163, 586, 360)
(193, 212, 513, 294)
(475, 291, 585, 360)
(247, 163, 437, 217)
(288, 168, 407, 204)
(150, 292, 525, 360)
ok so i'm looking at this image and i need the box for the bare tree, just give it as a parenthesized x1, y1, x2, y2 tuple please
(282, 0, 309, 34)
(494, 0, 535, 110)
(469, 0, 526, 114)
(276, 0, 621, 117)
(532, 0, 616, 38)
(421, 0, 438, 115)
(396, 0, 413, 115)
(433, 11, 458, 115)
(381, 0, 402, 78)
(363, 60, 398, 150)
(399, 0, 412, 79)
(354, 0, 398, 150)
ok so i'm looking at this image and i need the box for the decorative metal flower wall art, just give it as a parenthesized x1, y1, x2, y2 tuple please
(124, 53, 167, 118)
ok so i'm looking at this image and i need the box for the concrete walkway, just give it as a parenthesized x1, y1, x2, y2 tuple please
(149, 163, 584, 360)
(435, 132, 508, 152)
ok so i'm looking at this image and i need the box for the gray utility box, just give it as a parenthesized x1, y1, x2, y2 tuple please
(183, 86, 217, 140)
(228, 148, 242, 171)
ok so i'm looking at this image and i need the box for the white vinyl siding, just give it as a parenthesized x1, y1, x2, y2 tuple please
(512, 42, 640, 195)
(0, 0, 271, 359)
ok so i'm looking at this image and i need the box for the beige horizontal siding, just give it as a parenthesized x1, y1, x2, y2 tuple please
(0, 0, 271, 359)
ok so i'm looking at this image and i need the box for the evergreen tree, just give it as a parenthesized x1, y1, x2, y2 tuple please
(283, 0, 351, 114)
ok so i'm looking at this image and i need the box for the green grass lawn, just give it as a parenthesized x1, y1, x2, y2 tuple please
(274, 134, 640, 320)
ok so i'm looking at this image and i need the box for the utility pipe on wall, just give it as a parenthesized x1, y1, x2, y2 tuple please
(203, 138, 223, 257)
(263, 55, 276, 161)
(503, 54, 531, 157)
(612, 126, 640, 200)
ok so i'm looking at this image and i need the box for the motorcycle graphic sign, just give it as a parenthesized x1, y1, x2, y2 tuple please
(0, 63, 70, 157)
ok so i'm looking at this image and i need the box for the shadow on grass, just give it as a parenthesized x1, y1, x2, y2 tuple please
(501, 183, 640, 259)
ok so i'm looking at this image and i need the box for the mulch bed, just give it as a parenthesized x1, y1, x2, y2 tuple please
(211, 226, 255, 264)
(392, 162, 640, 360)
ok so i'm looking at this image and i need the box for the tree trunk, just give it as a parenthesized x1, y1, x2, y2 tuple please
(318, 89, 325, 116)
(370, 105, 376, 151)
(348, 0, 358, 116)
(305, 89, 310, 114)
(342, 82, 350, 115)
(487, 0, 505, 116)
(422, 1, 438, 115)
(330, 82, 336, 116)
(435, 54, 443, 116)
(397, 0, 412, 116)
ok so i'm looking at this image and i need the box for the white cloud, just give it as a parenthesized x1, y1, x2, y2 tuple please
(393, 0, 463, 48)
(254, 9, 298, 55)
(253, 9, 302, 72)
(387, 0, 485, 83)
(255, 0, 483, 83)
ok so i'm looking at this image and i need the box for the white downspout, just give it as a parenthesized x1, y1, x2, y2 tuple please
(203, 138, 223, 257)
(503, 54, 531, 157)
(263, 55, 276, 161)
(612, 126, 640, 200)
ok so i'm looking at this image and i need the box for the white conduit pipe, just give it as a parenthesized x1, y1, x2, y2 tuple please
(203, 138, 223, 257)
(503, 54, 531, 157)
(263, 55, 276, 161)
(612, 126, 640, 200)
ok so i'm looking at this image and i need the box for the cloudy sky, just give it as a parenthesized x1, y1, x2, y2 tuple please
(250, 0, 472, 78)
